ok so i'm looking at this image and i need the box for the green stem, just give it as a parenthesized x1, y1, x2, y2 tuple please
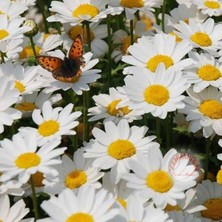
(130, 19, 134, 45)
(29, 36, 37, 58)
(161, 0, 167, 32)
(85, 22, 91, 51)
(156, 118, 161, 142)
(0, 51, 5, 63)
(204, 138, 211, 179)
(37, 0, 49, 33)
(107, 14, 112, 87)
(166, 113, 173, 149)
(30, 176, 40, 220)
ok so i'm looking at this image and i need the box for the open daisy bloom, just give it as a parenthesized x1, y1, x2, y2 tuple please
(84, 119, 159, 183)
(122, 64, 189, 119)
(19, 101, 82, 146)
(179, 86, 222, 138)
(47, 0, 114, 26)
(44, 148, 104, 194)
(124, 147, 199, 209)
(0, 132, 66, 184)
(39, 186, 119, 222)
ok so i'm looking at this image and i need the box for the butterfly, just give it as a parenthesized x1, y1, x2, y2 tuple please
(36, 34, 85, 83)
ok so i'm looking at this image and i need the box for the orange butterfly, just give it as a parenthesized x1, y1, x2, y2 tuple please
(36, 34, 85, 83)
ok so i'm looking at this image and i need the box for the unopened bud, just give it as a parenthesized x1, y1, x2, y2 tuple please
(23, 20, 38, 37)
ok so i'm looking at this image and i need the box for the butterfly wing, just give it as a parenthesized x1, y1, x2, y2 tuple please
(68, 34, 84, 61)
(36, 56, 63, 73)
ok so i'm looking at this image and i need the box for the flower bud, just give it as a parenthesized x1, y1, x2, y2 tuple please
(23, 20, 38, 37)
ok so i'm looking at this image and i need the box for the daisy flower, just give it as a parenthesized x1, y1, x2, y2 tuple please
(19, 101, 82, 146)
(184, 52, 222, 93)
(192, 0, 222, 17)
(19, 32, 63, 60)
(41, 51, 101, 95)
(47, 0, 113, 26)
(168, 211, 201, 222)
(0, 0, 27, 20)
(122, 65, 189, 119)
(63, 22, 108, 58)
(111, 29, 139, 63)
(84, 119, 160, 183)
(39, 186, 119, 222)
(175, 18, 222, 55)
(109, 0, 162, 20)
(44, 148, 104, 195)
(88, 87, 142, 124)
(194, 180, 222, 221)
(12, 0, 36, 7)
(124, 147, 198, 209)
(179, 86, 222, 138)
(122, 33, 193, 74)
(0, 74, 21, 134)
(0, 132, 66, 184)
(15, 91, 62, 117)
(0, 63, 44, 95)
(0, 195, 34, 222)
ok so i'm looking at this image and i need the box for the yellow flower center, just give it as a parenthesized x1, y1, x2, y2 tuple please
(146, 55, 174, 72)
(120, 0, 144, 8)
(15, 102, 37, 112)
(73, 4, 99, 18)
(108, 140, 136, 160)
(14, 81, 26, 93)
(204, 1, 220, 9)
(197, 65, 221, 81)
(15, 153, 41, 169)
(68, 25, 94, 43)
(65, 170, 87, 189)
(121, 35, 138, 54)
(217, 169, 222, 184)
(169, 32, 182, 42)
(202, 199, 222, 220)
(0, 29, 9, 40)
(31, 172, 44, 187)
(66, 213, 94, 222)
(164, 204, 182, 211)
(144, 85, 169, 106)
(146, 170, 174, 193)
(107, 99, 131, 116)
(190, 32, 212, 47)
(141, 17, 154, 31)
(19, 46, 41, 59)
(117, 198, 127, 209)
(38, 120, 60, 137)
(199, 100, 222, 119)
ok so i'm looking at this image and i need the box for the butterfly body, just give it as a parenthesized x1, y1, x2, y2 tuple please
(36, 35, 84, 83)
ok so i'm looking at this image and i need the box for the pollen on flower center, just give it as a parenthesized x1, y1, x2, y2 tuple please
(199, 100, 222, 119)
(146, 170, 174, 193)
(144, 85, 170, 106)
(73, 4, 99, 19)
(202, 198, 222, 220)
(0, 29, 9, 40)
(146, 55, 174, 72)
(216, 169, 222, 184)
(38, 120, 60, 137)
(108, 139, 136, 160)
(121, 35, 138, 54)
(19, 46, 41, 59)
(66, 213, 94, 222)
(15, 102, 36, 112)
(68, 25, 95, 43)
(197, 65, 221, 81)
(120, 0, 144, 8)
(15, 152, 41, 169)
(14, 81, 26, 93)
(117, 198, 127, 209)
(31, 171, 44, 187)
(204, 1, 220, 9)
(190, 32, 212, 47)
(65, 170, 87, 189)
(107, 99, 131, 116)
